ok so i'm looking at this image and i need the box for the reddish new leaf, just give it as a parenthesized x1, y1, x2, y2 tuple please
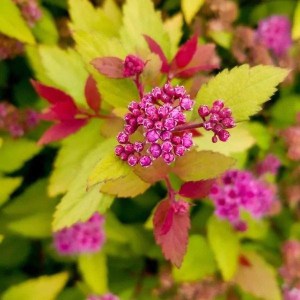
(38, 119, 87, 145)
(31, 80, 74, 105)
(153, 199, 190, 268)
(173, 35, 198, 69)
(144, 35, 169, 73)
(179, 179, 216, 199)
(91, 57, 124, 79)
(85, 75, 101, 113)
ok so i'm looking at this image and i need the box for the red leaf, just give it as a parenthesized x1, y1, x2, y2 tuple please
(31, 80, 74, 105)
(175, 64, 219, 78)
(239, 255, 252, 267)
(91, 57, 124, 79)
(144, 35, 169, 73)
(38, 119, 87, 145)
(85, 75, 101, 113)
(153, 199, 190, 268)
(173, 35, 198, 69)
(179, 179, 216, 199)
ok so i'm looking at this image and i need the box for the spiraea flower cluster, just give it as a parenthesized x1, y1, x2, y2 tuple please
(198, 100, 236, 143)
(13, 0, 42, 27)
(0, 33, 24, 60)
(123, 55, 145, 77)
(209, 170, 276, 231)
(87, 294, 119, 300)
(115, 83, 195, 167)
(54, 212, 105, 255)
(256, 154, 281, 176)
(256, 15, 292, 57)
(0, 102, 39, 137)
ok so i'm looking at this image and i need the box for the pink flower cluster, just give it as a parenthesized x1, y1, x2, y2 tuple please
(123, 55, 145, 77)
(0, 34, 24, 60)
(209, 170, 276, 231)
(256, 15, 292, 56)
(115, 83, 194, 167)
(54, 213, 105, 255)
(0, 102, 39, 138)
(13, 0, 42, 27)
(256, 154, 281, 176)
(198, 100, 236, 143)
(87, 294, 119, 300)
(284, 288, 300, 300)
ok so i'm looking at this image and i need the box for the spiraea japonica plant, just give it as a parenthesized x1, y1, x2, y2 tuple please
(1, 0, 300, 299)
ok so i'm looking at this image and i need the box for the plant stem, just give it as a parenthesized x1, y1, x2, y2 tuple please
(174, 121, 203, 132)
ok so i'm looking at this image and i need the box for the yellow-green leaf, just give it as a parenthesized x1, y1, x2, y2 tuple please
(173, 235, 217, 282)
(194, 65, 289, 121)
(181, 0, 205, 24)
(88, 153, 131, 188)
(78, 252, 107, 294)
(0, 235, 3, 243)
(293, 1, 300, 40)
(120, 0, 171, 59)
(207, 216, 240, 281)
(2, 272, 68, 300)
(0, 0, 35, 44)
(233, 251, 281, 300)
(0, 137, 40, 173)
(194, 124, 255, 155)
(173, 150, 235, 182)
(0, 177, 22, 207)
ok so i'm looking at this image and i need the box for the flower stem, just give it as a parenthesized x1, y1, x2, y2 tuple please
(174, 121, 203, 132)
(164, 176, 176, 202)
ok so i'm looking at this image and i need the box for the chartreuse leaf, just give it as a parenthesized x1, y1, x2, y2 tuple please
(32, 8, 59, 45)
(0, 235, 3, 243)
(53, 139, 115, 231)
(193, 124, 255, 155)
(194, 65, 289, 121)
(233, 251, 281, 300)
(78, 252, 107, 294)
(172, 235, 217, 282)
(68, 0, 118, 36)
(74, 30, 138, 108)
(181, 0, 205, 24)
(0, 137, 40, 173)
(120, 0, 171, 59)
(173, 150, 235, 182)
(102, 0, 122, 29)
(38, 46, 88, 105)
(2, 272, 68, 300)
(88, 152, 131, 188)
(248, 122, 272, 150)
(0, 180, 56, 238)
(207, 216, 240, 280)
(49, 120, 102, 197)
(293, 1, 300, 40)
(0, 177, 22, 206)
(0, 0, 35, 44)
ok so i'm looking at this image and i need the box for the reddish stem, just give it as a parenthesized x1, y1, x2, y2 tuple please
(164, 176, 176, 202)
(174, 121, 203, 132)
(134, 74, 144, 99)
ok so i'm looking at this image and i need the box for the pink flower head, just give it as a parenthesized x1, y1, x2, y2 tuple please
(123, 55, 145, 77)
(256, 15, 292, 56)
(13, 0, 42, 27)
(209, 170, 276, 231)
(198, 100, 236, 143)
(256, 154, 281, 176)
(54, 212, 105, 256)
(115, 83, 195, 167)
(87, 294, 119, 300)
(284, 288, 300, 300)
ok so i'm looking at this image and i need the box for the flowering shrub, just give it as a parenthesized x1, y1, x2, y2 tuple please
(0, 0, 300, 299)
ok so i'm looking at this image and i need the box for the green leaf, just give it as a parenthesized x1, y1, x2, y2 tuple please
(194, 124, 255, 155)
(78, 252, 107, 294)
(0, 137, 40, 173)
(68, 0, 118, 36)
(207, 216, 240, 280)
(32, 8, 59, 45)
(0, 0, 35, 44)
(194, 65, 289, 121)
(49, 120, 102, 197)
(2, 272, 69, 300)
(233, 251, 281, 300)
(38, 46, 88, 105)
(181, 0, 205, 24)
(0, 177, 22, 207)
(0, 235, 3, 243)
(120, 0, 171, 59)
(292, 1, 300, 39)
(53, 139, 115, 231)
(172, 235, 217, 282)
(248, 122, 272, 150)
(208, 30, 233, 49)
(173, 150, 235, 182)
(88, 153, 131, 188)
